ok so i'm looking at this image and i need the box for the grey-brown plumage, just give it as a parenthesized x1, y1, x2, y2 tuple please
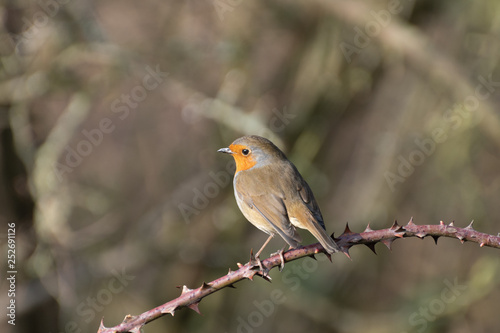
(218, 135, 340, 255)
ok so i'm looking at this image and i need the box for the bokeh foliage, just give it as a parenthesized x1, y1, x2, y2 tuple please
(1, 0, 500, 332)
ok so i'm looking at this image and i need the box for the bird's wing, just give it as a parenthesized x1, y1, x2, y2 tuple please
(295, 175, 326, 230)
(282, 163, 341, 254)
(235, 169, 301, 248)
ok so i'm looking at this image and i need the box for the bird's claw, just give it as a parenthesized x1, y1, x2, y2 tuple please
(270, 247, 286, 272)
(249, 249, 270, 278)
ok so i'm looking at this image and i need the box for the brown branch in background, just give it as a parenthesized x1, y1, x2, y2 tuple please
(97, 218, 500, 333)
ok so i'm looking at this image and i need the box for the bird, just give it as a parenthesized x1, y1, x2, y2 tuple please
(218, 135, 340, 269)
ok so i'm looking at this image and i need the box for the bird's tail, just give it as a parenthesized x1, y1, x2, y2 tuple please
(309, 225, 341, 254)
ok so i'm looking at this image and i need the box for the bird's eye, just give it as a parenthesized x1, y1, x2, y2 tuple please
(242, 149, 250, 156)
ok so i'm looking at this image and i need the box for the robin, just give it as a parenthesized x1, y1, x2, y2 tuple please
(218, 135, 340, 269)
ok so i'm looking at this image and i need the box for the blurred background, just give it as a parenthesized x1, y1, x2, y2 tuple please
(1, 0, 500, 332)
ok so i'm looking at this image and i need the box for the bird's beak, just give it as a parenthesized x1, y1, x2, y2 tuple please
(217, 147, 233, 154)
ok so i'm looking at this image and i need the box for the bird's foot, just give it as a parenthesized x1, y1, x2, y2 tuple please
(270, 247, 286, 272)
(249, 249, 271, 279)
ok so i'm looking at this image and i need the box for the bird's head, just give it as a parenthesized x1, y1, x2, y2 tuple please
(218, 135, 286, 173)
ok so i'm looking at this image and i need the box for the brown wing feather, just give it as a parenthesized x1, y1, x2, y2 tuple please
(296, 178, 327, 230)
(281, 162, 341, 253)
(250, 195, 301, 248)
(235, 167, 302, 247)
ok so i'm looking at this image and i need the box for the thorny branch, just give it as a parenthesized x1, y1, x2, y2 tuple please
(97, 219, 500, 333)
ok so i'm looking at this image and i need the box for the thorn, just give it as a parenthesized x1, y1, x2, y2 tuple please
(416, 232, 426, 239)
(480, 242, 485, 247)
(408, 217, 415, 225)
(228, 268, 233, 274)
(188, 301, 201, 314)
(130, 327, 142, 333)
(180, 285, 193, 295)
(249, 248, 256, 264)
(260, 273, 272, 282)
(381, 239, 394, 250)
(440, 220, 445, 225)
(97, 318, 107, 333)
(246, 270, 257, 281)
(161, 305, 176, 316)
(431, 235, 439, 245)
(227, 283, 236, 289)
(466, 220, 474, 230)
(364, 223, 373, 232)
(308, 253, 317, 260)
(390, 220, 400, 230)
(449, 221, 455, 227)
(341, 249, 351, 260)
(342, 222, 353, 235)
(457, 235, 466, 243)
(123, 314, 135, 322)
(364, 243, 377, 254)
(324, 252, 333, 262)
(199, 282, 211, 291)
(237, 262, 243, 268)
